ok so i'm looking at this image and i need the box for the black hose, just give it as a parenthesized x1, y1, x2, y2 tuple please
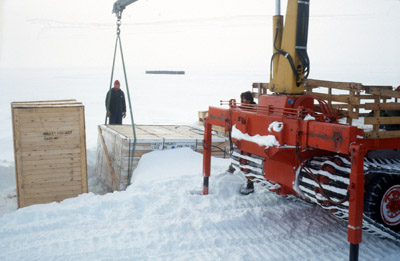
(296, 0, 310, 83)
(271, 24, 300, 82)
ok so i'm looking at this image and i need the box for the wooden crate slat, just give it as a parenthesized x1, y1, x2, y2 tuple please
(364, 130, 400, 139)
(305, 79, 363, 91)
(21, 147, 81, 156)
(17, 111, 82, 119)
(364, 86, 400, 98)
(23, 180, 83, 190)
(24, 188, 83, 199)
(13, 102, 83, 107)
(15, 107, 82, 115)
(24, 184, 83, 194)
(22, 156, 81, 167)
(20, 127, 81, 136)
(19, 120, 81, 128)
(364, 103, 400, 111)
(12, 107, 25, 208)
(21, 152, 81, 162)
(19, 116, 81, 123)
(23, 174, 82, 183)
(20, 134, 81, 143)
(364, 117, 400, 125)
(22, 161, 82, 171)
(306, 92, 360, 104)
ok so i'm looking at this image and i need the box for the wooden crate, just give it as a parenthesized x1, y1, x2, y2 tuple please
(251, 79, 400, 139)
(305, 79, 399, 139)
(96, 124, 228, 192)
(11, 100, 88, 208)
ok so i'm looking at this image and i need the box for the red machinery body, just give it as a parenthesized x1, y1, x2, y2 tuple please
(202, 95, 400, 247)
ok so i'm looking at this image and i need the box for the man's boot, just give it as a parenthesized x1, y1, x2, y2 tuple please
(239, 180, 254, 195)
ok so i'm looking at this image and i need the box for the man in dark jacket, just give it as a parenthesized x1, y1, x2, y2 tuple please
(105, 80, 126, 125)
(239, 91, 257, 195)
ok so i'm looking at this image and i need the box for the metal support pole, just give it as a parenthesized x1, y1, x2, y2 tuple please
(348, 143, 366, 261)
(202, 117, 212, 195)
(349, 243, 359, 261)
(275, 0, 281, 15)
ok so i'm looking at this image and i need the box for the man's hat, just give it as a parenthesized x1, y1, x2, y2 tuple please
(114, 80, 120, 86)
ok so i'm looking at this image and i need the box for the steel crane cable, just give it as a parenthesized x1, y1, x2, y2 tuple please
(105, 17, 137, 186)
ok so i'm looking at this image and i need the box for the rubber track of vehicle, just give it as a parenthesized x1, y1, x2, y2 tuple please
(297, 156, 400, 242)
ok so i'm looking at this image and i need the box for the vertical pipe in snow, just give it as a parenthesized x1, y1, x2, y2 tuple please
(202, 117, 212, 195)
(275, 0, 281, 15)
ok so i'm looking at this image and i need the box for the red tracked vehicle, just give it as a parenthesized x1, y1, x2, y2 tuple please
(201, 1, 400, 260)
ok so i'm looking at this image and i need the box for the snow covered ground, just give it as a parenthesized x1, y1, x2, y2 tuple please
(1, 148, 400, 260)
(1, 0, 400, 260)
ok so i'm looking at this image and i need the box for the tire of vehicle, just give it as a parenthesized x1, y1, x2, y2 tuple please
(364, 173, 400, 232)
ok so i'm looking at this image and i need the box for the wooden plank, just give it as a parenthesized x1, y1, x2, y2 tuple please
(23, 180, 83, 190)
(15, 107, 81, 115)
(24, 184, 83, 194)
(364, 117, 400, 125)
(21, 152, 81, 162)
(305, 79, 363, 91)
(19, 116, 81, 123)
(12, 103, 83, 108)
(133, 150, 154, 157)
(358, 94, 383, 100)
(12, 99, 77, 105)
(364, 103, 400, 111)
(24, 191, 80, 201)
(21, 131, 80, 141)
(22, 161, 82, 172)
(20, 121, 80, 128)
(364, 86, 399, 98)
(12, 107, 25, 208)
(21, 147, 81, 156)
(364, 130, 400, 139)
(79, 107, 88, 193)
(98, 126, 118, 191)
(23, 174, 82, 184)
(20, 126, 80, 136)
(17, 111, 81, 119)
(22, 156, 81, 167)
(20, 134, 81, 144)
(23, 168, 82, 178)
(306, 92, 360, 104)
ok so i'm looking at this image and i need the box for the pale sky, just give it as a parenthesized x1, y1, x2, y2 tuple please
(0, 0, 399, 72)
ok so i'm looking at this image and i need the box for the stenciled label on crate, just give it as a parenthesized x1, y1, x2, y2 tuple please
(132, 140, 197, 151)
(163, 142, 196, 150)
(42, 130, 73, 141)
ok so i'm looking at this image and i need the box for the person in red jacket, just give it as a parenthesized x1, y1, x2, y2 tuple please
(105, 80, 126, 124)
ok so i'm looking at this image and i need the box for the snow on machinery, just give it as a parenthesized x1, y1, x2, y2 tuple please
(202, 1, 400, 260)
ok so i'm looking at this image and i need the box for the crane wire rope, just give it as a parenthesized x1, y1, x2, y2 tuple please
(105, 17, 137, 186)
